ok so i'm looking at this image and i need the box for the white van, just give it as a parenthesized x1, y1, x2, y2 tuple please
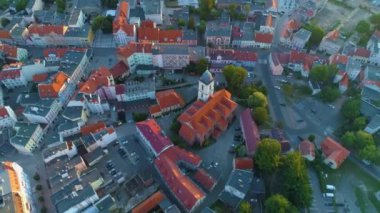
(326, 185, 336, 191)
(323, 193, 335, 198)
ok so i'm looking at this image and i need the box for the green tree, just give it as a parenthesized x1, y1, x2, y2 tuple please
(309, 65, 338, 84)
(187, 17, 196, 30)
(56, 0, 66, 13)
(342, 131, 356, 148)
(264, 194, 297, 213)
(282, 83, 293, 97)
(36, 184, 42, 191)
(248, 91, 268, 108)
(222, 65, 248, 94)
(355, 130, 375, 150)
(353, 117, 367, 131)
(0, 0, 9, 10)
(255, 138, 281, 173)
(196, 58, 209, 74)
(356, 20, 371, 34)
(101, 0, 118, 9)
(239, 200, 252, 213)
(341, 98, 361, 120)
(308, 134, 315, 142)
(101, 16, 113, 34)
(199, 0, 216, 19)
(40, 206, 47, 213)
(15, 0, 28, 11)
(359, 144, 380, 163)
(198, 20, 207, 34)
(252, 107, 269, 125)
(280, 152, 312, 208)
(370, 13, 380, 25)
(319, 86, 340, 102)
(33, 173, 40, 181)
(244, 4, 251, 17)
(178, 19, 186, 28)
(0, 18, 9, 27)
(38, 196, 44, 202)
(303, 24, 325, 48)
(228, 3, 238, 19)
(91, 16, 105, 32)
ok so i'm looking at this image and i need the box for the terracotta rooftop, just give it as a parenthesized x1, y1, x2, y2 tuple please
(0, 107, 9, 118)
(79, 67, 113, 94)
(117, 42, 153, 58)
(113, 1, 129, 33)
(28, 24, 67, 36)
(155, 89, 185, 110)
(255, 32, 273, 43)
(299, 140, 315, 158)
(329, 54, 348, 65)
(159, 29, 183, 43)
(233, 157, 254, 170)
(38, 71, 69, 99)
(321, 137, 350, 168)
(0, 69, 20, 80)
(178, 89, 237, 145)
(110, 60, 129, 78)
(132, 191, 165, 213)
(80, 122, 106, 136)
(240, 108, 260, 155)
(138, 27, 159, 42)
(0, 43, 17, 59)
(154, 146, 204, 212)
(193, 168, 216, 191)
(136, 119, 173, 156)
(43, 47, 86, 58)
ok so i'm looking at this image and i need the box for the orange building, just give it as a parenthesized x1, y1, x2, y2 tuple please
(0, 161, 34, 213)
(150, 89, 185, 117)
(38, 71, 69, 99)
(177, 89, 237, 146)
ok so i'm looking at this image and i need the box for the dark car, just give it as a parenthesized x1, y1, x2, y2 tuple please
(297, 136, 304, 141)
(235, 126, 241, 131)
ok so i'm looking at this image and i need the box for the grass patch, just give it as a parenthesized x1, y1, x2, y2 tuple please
(210, 200, 233, 213)
(368, 192, 380, 212)
(355, 187, 367, 213)
(329, 0, 354, 10)
(164, 0, 179, 8)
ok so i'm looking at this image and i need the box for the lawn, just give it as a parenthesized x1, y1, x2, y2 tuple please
(325, 159, 380, 212)
(164, 0, 179, 8)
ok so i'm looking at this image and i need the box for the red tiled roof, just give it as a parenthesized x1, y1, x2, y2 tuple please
(0, 107, 9, 118)
(79, 67, 113, 94)
(136, 119, 173, 156)
(159, 29, 182, 43)
(0, 44, 17, 59)
(289, 50, 307, 63)
(110, 60, 129, 78)
(115, 84, 125, 95)
(240, 108, 260, 155)
(155, 89, 185, 110)
(325, 30, 340, 41)
(299, 140, 315, 157)
(234, 157, 254, 170)
(178, 89, 237, 145)
(28, 24, 67, 36)
(0, 30, 11, 39)
(207, 49, 257, 62)
(141, 20, 155, 28)
(329, 54, 348, 65)
(321, 137, 350, 168)
(32, 73, 49, 83)
(113, 1, 129, 33)
(80, 122, 106, 136)
(0, 69, 20, 80)
(193, 168, 216, 191)
(340, 74, 349, 87)
(149, 104, 161, 115)
(117, 42, 153, 58)
(352, 48, 371, 58)
(255, 32, 273, 43)
(132, 191, 165, 213)
(38, 71, 69, 98)
(138, 27, 159, 42)
(154, 146, 204, 211)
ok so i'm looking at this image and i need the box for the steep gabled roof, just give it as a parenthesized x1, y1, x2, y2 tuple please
(79, 67, 113, 94)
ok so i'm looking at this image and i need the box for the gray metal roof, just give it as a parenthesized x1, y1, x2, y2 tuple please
(200, 70, 213, 85)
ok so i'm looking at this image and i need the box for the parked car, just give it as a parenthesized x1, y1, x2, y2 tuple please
(326, 185, 336, 191)
(323, 193, 334, 198)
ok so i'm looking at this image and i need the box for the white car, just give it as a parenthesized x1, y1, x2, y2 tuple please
(328, 104, 335, 109)
(274, 86, 281, 90)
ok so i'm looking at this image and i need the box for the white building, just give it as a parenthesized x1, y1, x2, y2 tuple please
(68, 9, 86, 28)
(21, 59, 59, 81)
(83, 94, 110, 114)
(42, 141, 78, 164)
(10, 123, 44, 154)
(0, 161, 35, 213)
(0, 106, 17, 128)
(0, 67, 27, 89)
(115, 79, 155, 102)
(23, 101, 62, 124)
(198, 70, 214, 102)
(80, 127, 117, 152)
